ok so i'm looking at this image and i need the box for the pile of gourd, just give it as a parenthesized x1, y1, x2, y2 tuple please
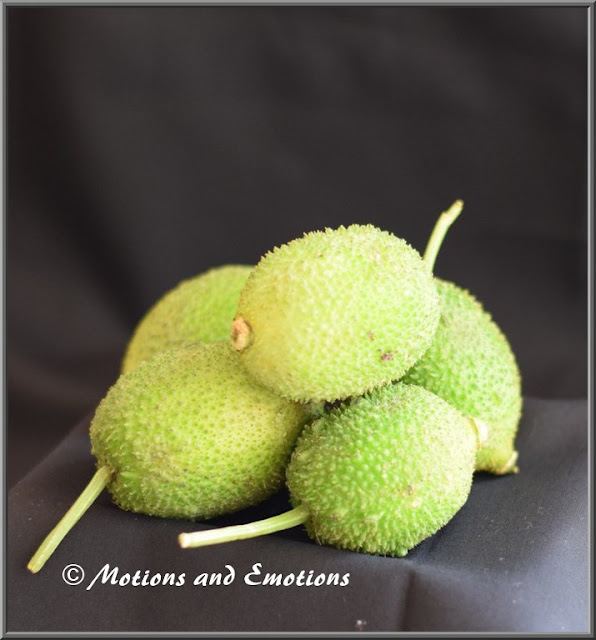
(28, 201, 521, 573)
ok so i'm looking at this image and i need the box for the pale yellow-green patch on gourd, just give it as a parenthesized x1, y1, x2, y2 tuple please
(93, 341, 310, 519)
(232, 225, 440, 402)
(121, 265, 251, 374)
(402, 279, 522, 475)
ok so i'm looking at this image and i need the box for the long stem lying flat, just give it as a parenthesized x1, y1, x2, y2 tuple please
(178, 505, 310, 549)
(28, 466, 112, 573)
(423, 199, 464, 272)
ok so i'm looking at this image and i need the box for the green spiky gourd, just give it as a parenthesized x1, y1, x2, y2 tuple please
(179, 383, 479, 557)
(402, 280, 522, 474)
(286, 383, 477, 555)
(28, 341, 309, 573)
(231, 225, 440, 402)
(122, 264, 251, 373)
(96, 342, 310, 517)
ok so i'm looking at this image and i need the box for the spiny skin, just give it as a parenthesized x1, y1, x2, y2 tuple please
(286, 383, 476, 557)
(402, 279, 522, 474)
(122, 265, 251, 374)
(91, 342, 310, 520)
(233, 225, 440, 402)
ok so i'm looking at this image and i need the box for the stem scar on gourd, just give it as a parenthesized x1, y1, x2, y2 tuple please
(231, 317, 253, 351)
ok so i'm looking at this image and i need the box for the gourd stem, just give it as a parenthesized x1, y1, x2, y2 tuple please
(423, 199, 464, 272)
(496, 450, 520, 475)
(27, 466, 113, 573)
(179, 505, 310, 549)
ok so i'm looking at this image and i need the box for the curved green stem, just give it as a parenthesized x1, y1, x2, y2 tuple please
(469, 417, 489, 450)
(28, 466, 112, 573)
(496, 450, 520, 475)
(423, 199, 464, 272)
(179, 505, 309, 549)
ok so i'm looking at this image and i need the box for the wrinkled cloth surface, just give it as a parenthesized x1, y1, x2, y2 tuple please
(8, 397, 588, 632)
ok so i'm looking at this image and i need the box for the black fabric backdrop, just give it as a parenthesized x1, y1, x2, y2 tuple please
(6, 6, 589, 634)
